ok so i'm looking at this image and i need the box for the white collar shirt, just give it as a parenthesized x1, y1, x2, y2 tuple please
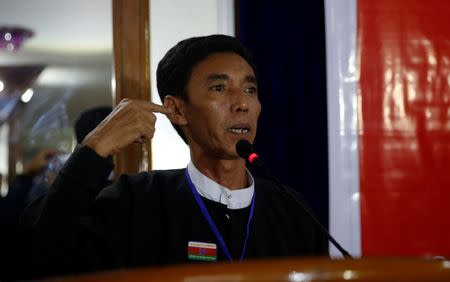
(187, 161, 255, 210)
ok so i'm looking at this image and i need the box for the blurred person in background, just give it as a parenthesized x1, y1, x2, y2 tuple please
(1, 106, 112, 224)
(0, 106, 111, 280)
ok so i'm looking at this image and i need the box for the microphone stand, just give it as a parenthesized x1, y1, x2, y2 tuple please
(250, 157, 353, 259)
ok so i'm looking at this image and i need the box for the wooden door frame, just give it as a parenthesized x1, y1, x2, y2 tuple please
(112, 0, 151, 175)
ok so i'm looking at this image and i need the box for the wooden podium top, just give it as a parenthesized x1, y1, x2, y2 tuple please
(56, 257, 450, 282)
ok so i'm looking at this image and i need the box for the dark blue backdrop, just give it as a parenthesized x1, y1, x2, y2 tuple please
(236, 0, 329, 228)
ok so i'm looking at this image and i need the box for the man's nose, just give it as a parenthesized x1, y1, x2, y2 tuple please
(230, 90, 249, 112)
(230, 87, 249, 112)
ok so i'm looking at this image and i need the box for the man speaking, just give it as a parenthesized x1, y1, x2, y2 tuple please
(20, 34, 328, 278)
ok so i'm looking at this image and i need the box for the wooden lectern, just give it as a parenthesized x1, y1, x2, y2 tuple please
(56, 257, 450, 281)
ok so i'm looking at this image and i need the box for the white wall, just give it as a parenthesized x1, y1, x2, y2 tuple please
(325, 0, 361, 257)
(149, 0, 234, 169)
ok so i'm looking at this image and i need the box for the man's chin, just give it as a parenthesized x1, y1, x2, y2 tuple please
(219, 152, 242, 161)
(220, 148, 244, 161)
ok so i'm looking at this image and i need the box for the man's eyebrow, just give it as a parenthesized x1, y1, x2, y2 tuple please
(206, 73, 229, 81)
(205, 73, 257, 83)
(244, 75, 257, 84)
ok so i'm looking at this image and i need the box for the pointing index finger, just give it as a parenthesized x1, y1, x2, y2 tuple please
(142, 101, 173, 114)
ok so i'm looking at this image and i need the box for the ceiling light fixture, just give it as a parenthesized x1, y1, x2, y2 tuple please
(21, 88, 34, 103)
(0, 26, 34, 52)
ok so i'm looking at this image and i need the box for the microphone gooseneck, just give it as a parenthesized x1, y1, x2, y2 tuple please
(235, 140, 352, 258)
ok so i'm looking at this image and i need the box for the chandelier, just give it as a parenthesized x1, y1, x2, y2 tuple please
(0, 26, 34, 52)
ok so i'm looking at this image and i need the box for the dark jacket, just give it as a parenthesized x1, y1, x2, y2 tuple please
(15, 145, 327, 279)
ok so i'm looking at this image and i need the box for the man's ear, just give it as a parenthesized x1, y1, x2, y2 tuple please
(163, 95, 188, 126)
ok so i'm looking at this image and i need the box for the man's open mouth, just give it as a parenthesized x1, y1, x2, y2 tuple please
(228, 128, 250, 134)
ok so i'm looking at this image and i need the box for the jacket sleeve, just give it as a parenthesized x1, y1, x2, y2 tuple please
(16, 145, 115, 279)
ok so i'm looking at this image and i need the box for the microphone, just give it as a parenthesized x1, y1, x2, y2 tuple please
(236, 140, 352, 258)
(236, 139, 263, 167)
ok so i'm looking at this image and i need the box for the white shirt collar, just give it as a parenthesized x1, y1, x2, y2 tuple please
(187, 161, 255, 210)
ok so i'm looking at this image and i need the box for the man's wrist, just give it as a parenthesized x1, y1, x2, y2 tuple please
(82, 137, 110, 158)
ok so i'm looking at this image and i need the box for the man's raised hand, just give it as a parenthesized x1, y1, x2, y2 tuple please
(82, 99, 172, 157)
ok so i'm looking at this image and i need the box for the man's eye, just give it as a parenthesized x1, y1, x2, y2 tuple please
(244, 86, 257, 94)
(210, 85, 226, 92)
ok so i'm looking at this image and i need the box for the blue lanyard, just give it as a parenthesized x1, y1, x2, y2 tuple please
(185, 168, 255, 261)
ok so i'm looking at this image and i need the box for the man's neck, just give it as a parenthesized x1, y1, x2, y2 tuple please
(191, 155, 248, 190)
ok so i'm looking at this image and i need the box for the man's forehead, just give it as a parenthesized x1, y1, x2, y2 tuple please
(198, 52, 253, 69)
(187, 52, 256, 84)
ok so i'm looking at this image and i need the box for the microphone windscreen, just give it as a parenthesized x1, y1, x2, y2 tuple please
(236, 140, 253, 159)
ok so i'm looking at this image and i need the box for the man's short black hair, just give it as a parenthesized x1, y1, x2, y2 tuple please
(156, 34, 256, 144)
